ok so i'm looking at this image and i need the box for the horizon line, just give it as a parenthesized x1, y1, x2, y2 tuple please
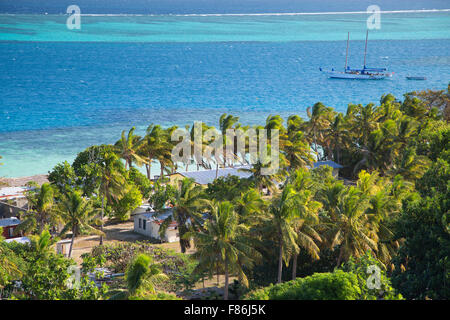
(1, 9, 450, 17)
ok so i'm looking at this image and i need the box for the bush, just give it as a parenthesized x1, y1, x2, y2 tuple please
(128, 168, 152, 199)
(340, 252, 403, 300)
(245, 271, 361, 300)
(129, 292, 182, 300)
(111, 183, 143, 221)
(245, 267, 403, 300)
(87, 242, 199, 292)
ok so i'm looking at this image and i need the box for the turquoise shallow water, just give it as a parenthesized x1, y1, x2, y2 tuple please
(1, 12, 450, 42)
(0, 11, 449, 177)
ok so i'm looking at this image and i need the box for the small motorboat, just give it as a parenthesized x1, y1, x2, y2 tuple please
(406, 76, 427, 80)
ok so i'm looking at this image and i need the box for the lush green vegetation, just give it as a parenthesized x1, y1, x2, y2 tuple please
(244, 254, 403, 300)
(1, 87, 449, 300)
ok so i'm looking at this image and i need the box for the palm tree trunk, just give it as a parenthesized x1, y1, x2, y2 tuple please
(160, 163, 164, 181)
(224, 259, 229, 300)
(217, 264, 220, 286)
(337, 246, 344, 267)
(68, 227, 75, 258)
(291, 253, 298, 280)
(215, 163, 219, 179)
(277, 235, 283, 283)
(145, 164, 150, 179)
(100, 196, 104, 245)
(313, 129, 319, 155)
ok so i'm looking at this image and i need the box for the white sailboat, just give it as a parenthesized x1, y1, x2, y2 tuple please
(320, 31, 394, 80)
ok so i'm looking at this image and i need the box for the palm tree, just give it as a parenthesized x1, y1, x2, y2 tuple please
(58, 190, 103, 257)
(353, 127, 389, 175)
(218, 114, 241, 167)
(97, 152, 126, 245)
(305, 102, 335, 157)
(0, 229, 21, 293)
(157, 178, 207, 253)
(268, 184, 300, 283)
(114, 127, 147, 170)
(288, 169, 322, 279)
(350, 103, 381, 146)
(17, 183, 58, 234)
(290, 189, 322, 279)
(233, 188, 266, 226)
(324, 186, 378, 266)
(29, 227, 59, 257)
(324, 113, 350, 163)
(284, 129, 314, 171)
(241, 144, 287, 194)
(155, 126, 177, 181)
(139, 124, 172, 179)
(109, 254, 167, 299)
(187, 201, 261, 300)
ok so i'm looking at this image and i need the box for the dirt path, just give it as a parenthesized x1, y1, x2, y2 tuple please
(70, 220, 193, 264)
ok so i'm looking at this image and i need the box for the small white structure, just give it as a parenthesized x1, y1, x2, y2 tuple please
(56, 239, 72, 257)
(134, 210, 179, 243)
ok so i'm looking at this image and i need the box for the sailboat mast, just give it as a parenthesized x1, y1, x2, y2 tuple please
(363, 30, 368, 68)
(344, 32, 349, 71)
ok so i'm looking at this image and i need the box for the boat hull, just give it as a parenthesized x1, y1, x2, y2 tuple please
(323, 70, 393, 80)
(406, 76, 426, 80)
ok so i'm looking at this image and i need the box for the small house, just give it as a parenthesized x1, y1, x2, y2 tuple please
(134, 210, 179, 243)
(313, 160, 343, 178)
(0, 217, 21, 239)
(56, 239, 73, 257)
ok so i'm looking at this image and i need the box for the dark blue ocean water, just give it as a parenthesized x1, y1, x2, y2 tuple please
(1, 0, 449, 14)
(1, 38, 449, 177)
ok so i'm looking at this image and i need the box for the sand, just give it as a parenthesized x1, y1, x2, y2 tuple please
(0, 174, 49, 187)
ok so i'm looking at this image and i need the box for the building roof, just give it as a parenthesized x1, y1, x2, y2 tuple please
(137, 210, 178, 229)
(0, 217, 21, 227)
(133, 204, 154, 215)
(4, 236, 30, 244)
(174, 165, 252, 185)
(313, 160, 344, 169)
(0, 186, 32, 200)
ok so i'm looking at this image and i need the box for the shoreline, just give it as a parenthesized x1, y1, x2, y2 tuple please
(0, 174, 49, 187)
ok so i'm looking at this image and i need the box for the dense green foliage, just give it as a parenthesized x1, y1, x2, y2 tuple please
(2, 87, 449, 300)
(85, 241, 199, 293)
(2, 229, 107, 300)
(391, 157, 450, 299)
(245, 271, 362, 300)
(246, 253, 402, 300)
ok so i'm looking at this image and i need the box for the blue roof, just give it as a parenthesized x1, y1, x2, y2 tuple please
(0, 217, 21, 227)
(313, 161, 343, 169)
(176, 165, 252, 185)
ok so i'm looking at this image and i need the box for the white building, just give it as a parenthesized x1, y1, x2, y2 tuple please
(133, 210, 179, 243)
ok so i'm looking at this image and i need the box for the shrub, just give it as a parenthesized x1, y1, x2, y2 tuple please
(87, 242, 199, 292)
(245, 267, 404, 300)
(245, 271, 361, 300)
